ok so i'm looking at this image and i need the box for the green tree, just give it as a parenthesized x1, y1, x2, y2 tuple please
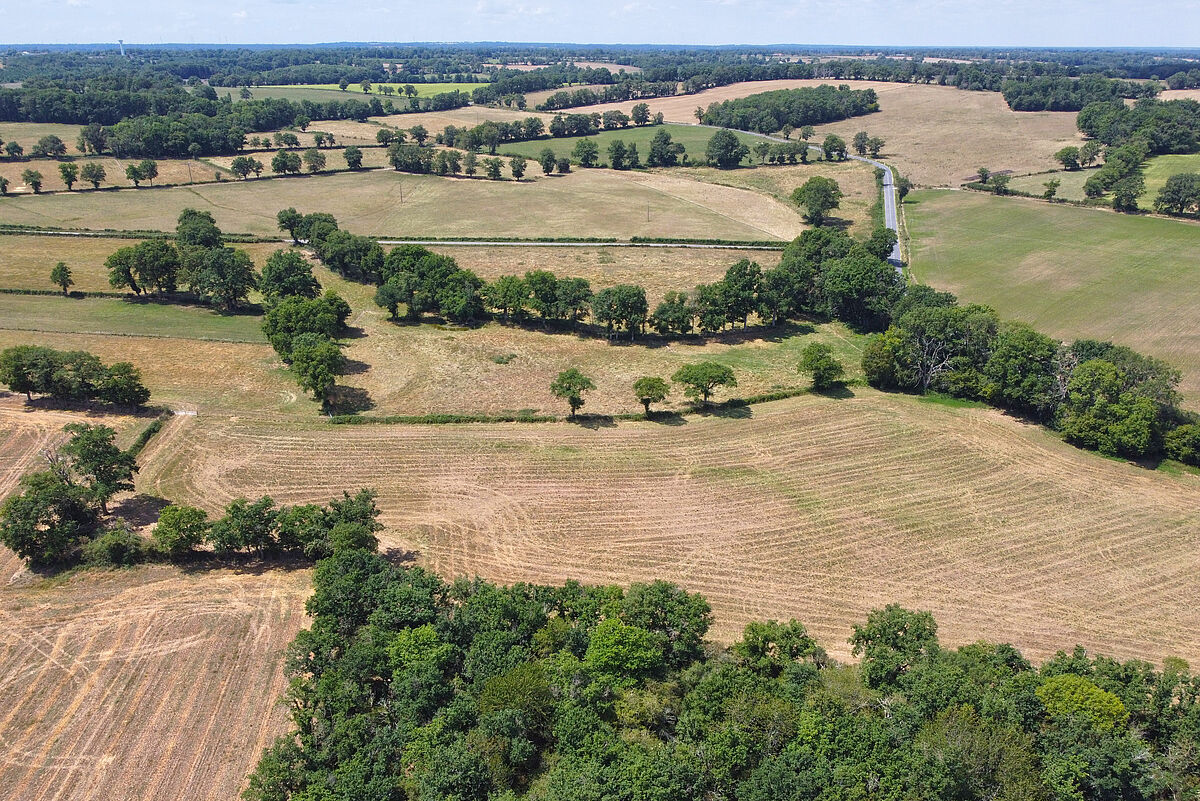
(550, 368, 595, 419)
(0, 469, 94, 566)
(485, 275, 529, 322)
(5, 141, 23, 158)
(32, 134, 67, 158)
(277, 207, 303, 242)
(798, 342, 845, 390)
(343, 145, 363, 170)
(0, 176, 9, 195)
(572, 138, 599, 167)
(850, 603, 939, 691)
(61, 423, 137, 514)
(1036, 674, 1129, 732)
(1055, 146, 1082, 170)
(1080, 139, 1103, 167)
(152, 505, 209, 558)
(852, 131, 870, 156)
(585, 617, 664, 681)
(976, 166, 991, 184)
(192, 247, 259, 310)
(290, 334, 345, 409)
(49, 262, 73, 295)
(230, 156, 261, 179)
(990, 174, 1011, 195)
(22, 169, 43, 193)
(632, 376, 669, 416)
(705, 129, 749, 169)
(607, 139, 627, 170)
(58, 162, 78, 190)
(671, 362, 737, 406)
(509, 154, 527, 180)
(271, 150, 302, 175)
(538, 148, 556, 175)
(260, 250, 319, 302)
(631, 102, 650, 125)
(463, 149, 478, 176)
(1153, 172, 1200, 215)
(866, 137, 885, 158)
(483, 157, 504, 180)
(302, 148, 326, 173)
(822, 134, 847, 161)
(409, 125, 429, 146)
(137, 159, 158, 185)
(1043, 177, 1061, 200)
(1111, 174, 1145, 212)
(791, 176, 843, 225)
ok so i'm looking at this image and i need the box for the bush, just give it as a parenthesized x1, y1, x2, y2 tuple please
(1165, 423, 1200, 466)
(82, 525, 148, 567)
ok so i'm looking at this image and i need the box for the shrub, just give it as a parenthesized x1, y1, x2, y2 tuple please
(82, 525, 148, 567)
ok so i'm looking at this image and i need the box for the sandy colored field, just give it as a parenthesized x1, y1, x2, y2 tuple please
(0, 156, 238, 195)
(0, 561, 310, 801)
(0, 122, 83, 152)
(0, 167, 801, 241)
(1161, 89, 1200, 102)
(138, 389, 1200, 665)
(311, 263, 860, 417)
(907, 190, 1200, 403)
(0, 236, 286, 293)
(559, 80, 1082, 186)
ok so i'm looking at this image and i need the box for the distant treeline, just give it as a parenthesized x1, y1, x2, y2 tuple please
(1077, 97, 1200, 154)
(1002, 75, 1161, 111)
(700, 85, 879, 134)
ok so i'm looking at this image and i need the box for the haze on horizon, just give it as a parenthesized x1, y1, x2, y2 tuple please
(4, 0, 1200, 50)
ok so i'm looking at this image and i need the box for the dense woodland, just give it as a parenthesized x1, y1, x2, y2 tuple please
(244, 554, 1200, 801)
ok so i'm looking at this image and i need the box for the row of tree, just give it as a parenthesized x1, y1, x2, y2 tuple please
(862, 289, 1199, 462)
(244, 551, 1200, 801)
(1001, 75, 1161, 111)
(0, 346, 150, 407)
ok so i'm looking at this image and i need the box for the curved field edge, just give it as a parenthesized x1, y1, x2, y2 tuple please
(136, 388, 1200, 666)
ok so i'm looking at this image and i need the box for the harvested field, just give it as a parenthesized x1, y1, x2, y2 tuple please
(0, 168, 800, 242)
(0, 236, 285, 293)
(0, 562, 310, 801)
(559, 80, 1082, 186)
(138, 389, 1200, 665)
(0, 331, 311, 416)
(0, 122, 83, 152)
(0, 156, 235, 195)
(907, 190, 1200, 403)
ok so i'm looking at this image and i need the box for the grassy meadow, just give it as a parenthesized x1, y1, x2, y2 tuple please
(907, 189, 1200, 402)
(244, 83, 487, 104)
(496, 123, 760, 165)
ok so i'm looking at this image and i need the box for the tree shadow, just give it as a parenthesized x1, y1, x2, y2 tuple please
(340, 358, 371, 376)
(647, 411, 688, 426)
(109, 493, 170, 528)
(815, 384, 855, 399)
(176, 551, 314, 576)
(22, 397, 165, 418)
(383, 547, 420, 565)
(571, 414, 617, 429)
(340, 325, 369, 339)
(327, 385, 374, 414)
(700, 403, 753, 419)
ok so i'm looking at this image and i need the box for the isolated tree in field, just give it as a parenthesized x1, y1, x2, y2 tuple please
(798, 342, 845, 390)
(550, 368, 595, 419)
(694, 106, 705, 123)
(32, 135, 67, 158)
(800, 125, 815, 142)
(572, 139, 599, 167)
(290, 334, 345, 409)
(556, 157, 571, 174)
(22, 169, 42, 193)
(538, 148, 556, 175)
(360, 80, 372, 93)
(260, 250, 319, 301)
(822, 134, 847, 161)
(138, 160, 158, 185)
(632, 376, 669, 417)
(58, 162, 78, 190)
(5, 141, 23, 158)
(62, 423, 136, 514)
(0, 176, 8, 195)
(50, 262, 73, 295)
(509, 155, 527, 180)
(631, 103, 650, 126)
(409, 125, 429, 146)
(342, 146, 362, 170)
(124, 163, 144, 186)
(1055, 146, 1081, 171)
(1043, 178, 1061, 200)
(791, 176, 843, 225)
(672, 362, 736, 407)
(1154, 173, 1200, 215)
(231, 156, 259, 179)
(976, 166, 991, 184)
(853, 131, 870, 156)
(705, 129, 749, 169)
(483, 157, 504, 180)
(376, 128, 398, 146)
(303, 148, 326, 173)
(647, 128, 684, 167)
(153, 505, 210, 557)
(866, 137, 885, 158)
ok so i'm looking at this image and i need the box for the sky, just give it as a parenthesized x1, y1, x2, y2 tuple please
(3, 0, 1200, 49)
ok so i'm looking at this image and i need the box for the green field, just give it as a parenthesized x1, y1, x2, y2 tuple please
(0, 294, 267, 342)
(497, 124, 760, 165)
(1008, 153, 1200, 205)
(0, 167, 801, 241)
(907, 189, 1200, 403)
(245, 83, 486, 104)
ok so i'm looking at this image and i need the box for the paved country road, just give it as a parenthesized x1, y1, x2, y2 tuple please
(691, 123, 903, 267)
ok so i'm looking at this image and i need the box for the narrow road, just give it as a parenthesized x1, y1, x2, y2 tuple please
(690, 123, 904, 268)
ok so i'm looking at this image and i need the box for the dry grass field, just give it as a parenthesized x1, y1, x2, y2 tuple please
(0, 168, 802, 241)
(135, 389, 1200, 665)
(0, 236, 285, 293)
(907, 190, 1200, 403)
(0, 561, 310, 801)
(0, 122, 84, 151)
(559, 80, 1082, 186)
